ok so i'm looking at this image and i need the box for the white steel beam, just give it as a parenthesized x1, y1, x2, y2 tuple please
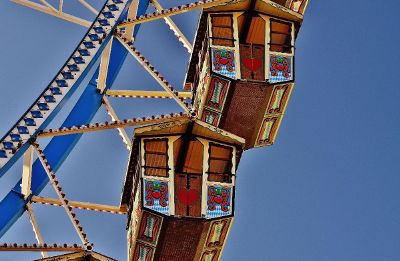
(78, 0, 98, 15)
(97, 39, 113, 94)
(59, 0, 63, 13)
(102, 96, 132, 150)
(123, 0, 140, 41)
(37, 112, 189, 138)
(151, 0, 193, 53)
(40, 0, 57, 13)
(32, 142, 92, 249)
(0, 243, 84, 252)
(26, 203, 48, 258)
(116, 35, 190, 112)
(106, 90, 192, 99)
(21, 146, 34, 199)
(11, 0, 91, 27)
(117, 0, 232, 28)
(31, 196, 127, 214)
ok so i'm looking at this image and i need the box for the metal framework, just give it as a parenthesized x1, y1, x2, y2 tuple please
(11, 0, 96, 27)
(0, 0, 307, 259)
(0, 0, 200, 256)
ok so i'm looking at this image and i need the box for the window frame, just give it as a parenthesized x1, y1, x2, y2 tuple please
(142, 138, 170, 178)
(209, 14, 236, 47)
(268, 18, 294, 54)
(207, 142, 235, 183)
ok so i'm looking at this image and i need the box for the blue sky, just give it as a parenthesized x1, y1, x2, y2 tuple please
(1, 0, 400, 260)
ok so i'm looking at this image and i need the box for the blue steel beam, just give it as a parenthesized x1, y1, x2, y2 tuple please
(0, 0, 150, 237)
(0, 0, 132, 176)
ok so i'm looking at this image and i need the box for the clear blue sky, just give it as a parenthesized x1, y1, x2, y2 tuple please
(1, 0, 400, 260)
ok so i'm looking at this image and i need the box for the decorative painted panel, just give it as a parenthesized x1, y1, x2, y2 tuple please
(137, 212, 163, 246)
(205, 76, 230, 112)
(194, 52, 211, 115)
(128, 217, 134, 259)
(133, 243, 154, 261)
(206, 185, 232, 219)
(269, 55, 293, 83)
(128, 185, 142, 261)
(257, 117, 279, 145)
(267, 84, 290, 114)
(201, 250, 219, 261)
(143, 179, 169, 215)
(206, 219, 231, 248)
(240, 44, 265, 81)
(211, 48, 236, 79)
(201, 108, 221, 127)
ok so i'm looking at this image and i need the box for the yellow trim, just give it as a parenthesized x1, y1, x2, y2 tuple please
(168, 136, 181, 215)
(134, 118, 189, 135)
(198, 137, 210, 217)
(195, 120, 246, 145)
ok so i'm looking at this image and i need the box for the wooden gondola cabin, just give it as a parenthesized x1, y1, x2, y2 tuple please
(120, 117, 244, 260)
(185, 0, 308, 149)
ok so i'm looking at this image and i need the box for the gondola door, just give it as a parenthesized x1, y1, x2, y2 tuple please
(174, 138, 203, 217)
(175, 173, 202, 217)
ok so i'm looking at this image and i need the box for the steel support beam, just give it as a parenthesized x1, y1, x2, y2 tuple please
(32, 142, 91, 249)
(102, 96, 132, 150)
(21, 146, 34, 199)
(106, 90, 192, 99)
(117, 0, 232, 28)
(151, 0, 193, 53)
(26, 203, 48, 258)
(37, 113, 188, 138)
(97, 40, 114, 94)
(11, 0, 91, 27)
(0, 243, 84, 252)
(116, 35, 190, 112)
(31, 196, 127, 214)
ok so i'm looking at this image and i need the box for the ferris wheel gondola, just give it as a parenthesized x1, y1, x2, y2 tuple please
(0, 0, 309, 259)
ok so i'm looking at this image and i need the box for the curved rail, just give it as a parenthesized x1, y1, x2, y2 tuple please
(0, 0, 132, 176)
(0, 0, 150, 237)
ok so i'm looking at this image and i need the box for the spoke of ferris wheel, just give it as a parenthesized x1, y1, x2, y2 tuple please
(150, 0, 193, 53)
(116, 35, 191, 112)
(102, 96, 132, 151)
(0, 243, 85, 252)
(21, 146, 34, 200)
(78, 0, 98, 15)
(97, 1, 137, 94)
(31, 196, 127, 215)
(39, 0, 57, 12)
(117, 0, 233, 28)
(97, 40, 113, 94)
(36, 112, 189, 138)
(11, 0, 92, 28)
(123, 0, 140, 41)
(105, 90, 192, 99)
(32, 142, 92, 249)
(26, 203, 48, 258)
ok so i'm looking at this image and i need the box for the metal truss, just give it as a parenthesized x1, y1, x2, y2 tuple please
(0, 0, 224, 257)
(11, 0, 98, 27)
(117, 0, 233, 28)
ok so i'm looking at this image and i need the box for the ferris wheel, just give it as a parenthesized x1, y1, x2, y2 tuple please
(0, 0, 309, 260)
